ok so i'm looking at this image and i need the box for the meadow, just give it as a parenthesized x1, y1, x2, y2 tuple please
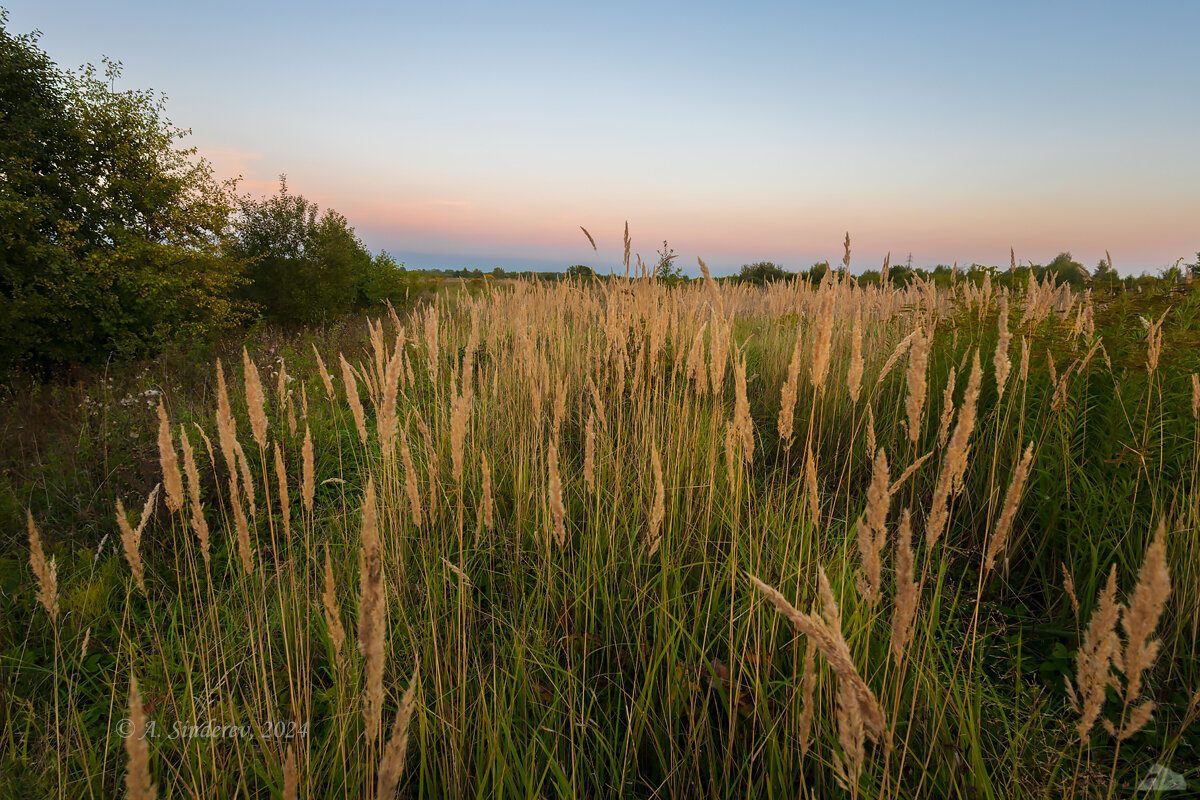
(4, 263, 1200, 798)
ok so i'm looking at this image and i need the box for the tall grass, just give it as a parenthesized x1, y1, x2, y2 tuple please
(6, 267, 1200, 797)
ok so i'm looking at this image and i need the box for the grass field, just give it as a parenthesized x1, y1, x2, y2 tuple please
(4, 267, 1200, 798)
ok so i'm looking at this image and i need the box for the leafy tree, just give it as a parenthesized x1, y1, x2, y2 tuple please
(229, 179, 374, 322)
(565, 264, 594, 279)
(736, 261, 790, 285)
(804, 262, 830, 283)
(0, 13, 248, 369)
(1042, 252, 1089, 285)
(357, 251, 408, 307)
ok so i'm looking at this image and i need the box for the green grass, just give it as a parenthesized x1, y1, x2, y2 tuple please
(2, 274, 1199, 797)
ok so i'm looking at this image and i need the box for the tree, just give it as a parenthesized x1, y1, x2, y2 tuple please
(654, 241, 683, 283)
(1043, 252, 1089, 286)
(566, 264, 595, 279)
(737, 261, 790, 285)
(357, 250, 408, 307)
(229, 178, 374, 322)
(0, 13, 248, 369)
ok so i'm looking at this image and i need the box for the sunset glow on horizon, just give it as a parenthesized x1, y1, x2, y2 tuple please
(10, 0, 1199, 275)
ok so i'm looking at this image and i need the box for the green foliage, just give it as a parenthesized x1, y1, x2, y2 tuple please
(565, 264, 594, 279)
(1041, 251, 1089, 285)
(229, 178, 377, 322)
(356, 250, 409, 307)
(735, 261, 790, 285)
(0, 14, 250, 371)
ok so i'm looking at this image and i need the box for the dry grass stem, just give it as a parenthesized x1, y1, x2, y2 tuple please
(548, 437, 566, 547)
(377, 668, 420, 800)
(904, 329, 929, 444)
(890, 510, 919, 666)
(27, 511, 59, 621)
(358, 478, 386, 742)
(322, 546, 346, 660)
(984, 443, 1034, 571)
(179, 429, 210, 566)
(243, 347, 268, 449)
(156, 400, 183, 513)
(116, 486, 160, 596)
(1121, 519, 1170, 706)
(648, 441, 664, 554)
(124, 676, 156, 800)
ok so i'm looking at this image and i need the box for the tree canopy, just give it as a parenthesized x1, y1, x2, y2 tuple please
(0, 13, 250, 369)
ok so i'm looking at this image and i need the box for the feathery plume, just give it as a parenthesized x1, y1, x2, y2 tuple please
(27, 511, 59, 621)
(994, 295, 1012, 400)
(243, 347, 268, 450)
(302, 425, 315, 512)
(890, 509, 919, 666)
(747, 569, 886, 737)
(623, 221, 631, 276)
(233, 438, 257, 518)
(733, 352, 753, 464)
(116, 486, 160, 596)
(377, 668, 420, 800)
(1121, 519, 1170, 705)
(856, 448, 890, 604)
(865, 405, 876, 458)
(314, 345, 335, 400)
(230, 476, 255, 575)
(340, 355, 368, 448)
(1062, 564, 1080, 618)
(481, 455, 494, 531)
(810, 289, 835, 391)
(322, 546, 346, 660)
(1073, 565, 1121, 741)
(847, 309, 864, 404)
(548, 438, 566, 547)
(274, 442, 290, 539)
(874, 330, 916, 388)
(925, 350, 981, 547)
(358, 479, 386, 743)
(124, 676, 156, 800)
(179, 429, 210, 566)
(648, 440, 665, 555)
(579, 226, 597, 251)
(215, 359, 238, 480)
(804, 443, 820, 527)
(282, 745, 298, 800)
(936, 369, 957, 448)
(156, 400, 183, 513)
(904, 328, 929, 444)
(584, 408, 596, 493)
(984, 443, 1034, 571)
(778, 320, 803, 446)
(798, 643, 817, 756)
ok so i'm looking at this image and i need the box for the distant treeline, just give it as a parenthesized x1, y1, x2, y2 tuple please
(476, 254, 1200, 292)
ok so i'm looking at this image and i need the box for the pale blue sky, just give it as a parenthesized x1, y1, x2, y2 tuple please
(7, 1, 1199, 274)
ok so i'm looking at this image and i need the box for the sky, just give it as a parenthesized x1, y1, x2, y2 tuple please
(7, 1, 1199, 275)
